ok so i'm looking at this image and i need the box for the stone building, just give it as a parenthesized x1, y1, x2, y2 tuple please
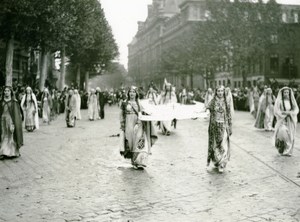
(128, 0, 300, 90)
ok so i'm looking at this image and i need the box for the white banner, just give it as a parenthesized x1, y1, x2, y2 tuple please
(138, 99, 209, 121)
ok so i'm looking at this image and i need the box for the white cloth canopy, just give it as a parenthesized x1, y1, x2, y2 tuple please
(138, 99, 208, 121)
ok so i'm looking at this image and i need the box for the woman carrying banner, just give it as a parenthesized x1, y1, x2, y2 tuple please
(159, 79, 177, 135)
(206, 85, 232, 173)
(120, 86, 157, 170)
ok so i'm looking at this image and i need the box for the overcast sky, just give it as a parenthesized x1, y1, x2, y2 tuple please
(100, 0, 300, 70)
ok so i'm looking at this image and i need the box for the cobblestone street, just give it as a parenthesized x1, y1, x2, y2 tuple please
(0, 105, 300, 222)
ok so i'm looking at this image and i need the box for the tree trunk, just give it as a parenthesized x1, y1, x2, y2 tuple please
(84, 71, 89, 92)
(59, 46, 66, 91)
(76, 64, 81, 88)
(190, 73, 194, 89)
(39, 48, 48, 91)
(5, 36, 14, 86)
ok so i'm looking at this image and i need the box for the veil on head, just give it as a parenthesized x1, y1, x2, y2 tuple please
(274, 87, 299, 117)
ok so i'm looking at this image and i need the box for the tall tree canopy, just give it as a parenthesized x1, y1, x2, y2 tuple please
(0, 0, 118, 88)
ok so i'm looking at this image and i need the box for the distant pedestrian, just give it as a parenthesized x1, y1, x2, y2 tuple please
(204, 88, 213, 108)
(41, 88, 52, 124)
(65, 89, 77, 127)
(206, 86, 232, 173)
(87, 89, 99, 121)
(96, 87, 106, 119)
(273, 87, 299, 156)
(20, 87, 39, 132)
(255, 88, 276, 131)
(120, 86, 157, 170)
(0, 86, 23, 159)
(158, 79, 177, 136)
(74, 89, 81, 120)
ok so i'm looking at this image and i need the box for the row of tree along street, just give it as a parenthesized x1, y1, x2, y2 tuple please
(161, 0, 298, 88)
(0, 0, 119, 90)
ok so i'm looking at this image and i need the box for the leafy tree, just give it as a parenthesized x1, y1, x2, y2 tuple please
(68, 0, 119, 91)
(205, 0, 282, 86)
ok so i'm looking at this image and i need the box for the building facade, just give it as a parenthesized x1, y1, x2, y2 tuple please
(128, 0, 300, 90)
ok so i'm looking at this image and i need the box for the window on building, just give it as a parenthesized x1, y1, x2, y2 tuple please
(257, 12, 262, 21)
(244, 11, 249, 20)
(234, 81, 237, 88)
(227, 79, 231, 87)
(282, 56, 298, 79)
(223, 80, 225, 86)
(294, 12, 299, 23)
(270, 54, 279, 76)
(271, 34, 278, 44)
(204, 10, 211, 20)
(219, 80, 221, 86)
(282, 12, 287, 23)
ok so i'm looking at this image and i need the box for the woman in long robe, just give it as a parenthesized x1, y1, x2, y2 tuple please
(20, 87, 39, 132)
(120, 86, 157, 170)
(204, 88, 214, 108)
(87, 89, 99, 121)
(254, 88, 275, 131)
(65, 89, 77, 127)
(251, 87, 260, 118)
(145, 86, 158, 105)
(263, 88, 276, 131)
(207, 86, 232, 173)
(273, 87, 299, 156)
(41, 88, 52, 124)
(158, 81, 177, 135)
(0, 86, 23, 159)
(74, 89, 81, 120)
(254, 88, 267, 129)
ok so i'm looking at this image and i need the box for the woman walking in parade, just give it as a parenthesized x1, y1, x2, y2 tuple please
(206, 85, 233, 173)
(87, 88, 99, 121)
(41, 88, 52, 124)
(65, 89, 77, 127)
(158, 79, 177, 136)
(20, 86, 39, 132)
(74, 89, 81, 120)
(204, 88, 214, 108)
(0, 86, 23, 159)
(273, 87, 299, 156)
(254, 88, 276, 131)
(120, 86, 157, 170)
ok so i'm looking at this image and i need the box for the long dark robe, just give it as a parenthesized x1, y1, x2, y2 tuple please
(0, 99, 24, 149)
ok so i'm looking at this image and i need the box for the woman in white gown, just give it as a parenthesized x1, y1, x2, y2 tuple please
(74, 89, 81, 120)
(159, 81, 177, 136)
(21, 87, 39, 132)
(273, 87, 299, 156)
(87, 89, 99, 121)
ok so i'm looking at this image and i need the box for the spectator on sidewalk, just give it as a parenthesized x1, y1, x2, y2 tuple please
(0, 86, 23, 159)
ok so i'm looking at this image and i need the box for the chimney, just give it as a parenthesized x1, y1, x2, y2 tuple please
(137, 21, 144, 31)
(148, 5, 153, 16)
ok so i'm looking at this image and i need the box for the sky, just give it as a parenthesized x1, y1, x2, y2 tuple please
(100, 0, 300, 70)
